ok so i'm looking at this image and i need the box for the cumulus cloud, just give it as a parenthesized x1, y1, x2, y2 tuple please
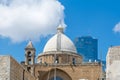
(0, 0, 65, 42)
(113, 22, 120, 33)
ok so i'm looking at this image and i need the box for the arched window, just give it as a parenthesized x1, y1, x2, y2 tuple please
(28, 51, 32, 57)
(72, 58, 76, 65)
(27, 51, 32, 64)
(54, 56, 59, 64)
(50, 76, 63, 80)
(56, 56, 59, 63)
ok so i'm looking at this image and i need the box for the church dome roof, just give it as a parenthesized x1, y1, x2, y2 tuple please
(43, 25, 77, 53)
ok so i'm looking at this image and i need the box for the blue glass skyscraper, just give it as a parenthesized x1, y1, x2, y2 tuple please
(74, 36, 98, 62)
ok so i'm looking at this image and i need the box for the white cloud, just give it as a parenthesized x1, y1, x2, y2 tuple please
(113, 22, 120, 33)
(0, 0, 65, 42)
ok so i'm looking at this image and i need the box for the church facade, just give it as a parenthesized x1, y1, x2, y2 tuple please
(0, 25, 102, 80)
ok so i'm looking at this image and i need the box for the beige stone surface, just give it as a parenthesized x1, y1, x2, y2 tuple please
(0, 55, 101, 80)
(35, 63, 101, 80)
(0, 56, 10, 80)
(0, 56, 36, 80)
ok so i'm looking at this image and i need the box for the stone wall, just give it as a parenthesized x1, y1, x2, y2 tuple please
(10, 56, 23, 80)
(10, 56, 36, 80)
(106, 46, 120, 80)
(35, 63, 101, 80)
(0, 56, 10, 80)
(0, 55, 36, 80)
(37, 52, 82, 65)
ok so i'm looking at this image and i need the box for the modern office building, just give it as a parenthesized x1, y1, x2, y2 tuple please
(74, 36, 98, 62)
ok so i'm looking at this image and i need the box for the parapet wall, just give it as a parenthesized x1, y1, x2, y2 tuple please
(0, 55, 10, 80)
(0, 55, 36, 80)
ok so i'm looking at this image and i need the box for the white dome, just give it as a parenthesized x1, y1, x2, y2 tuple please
(43, 30, 77, 53)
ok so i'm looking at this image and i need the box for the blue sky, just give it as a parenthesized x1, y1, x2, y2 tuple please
(0, 0, 120, 62)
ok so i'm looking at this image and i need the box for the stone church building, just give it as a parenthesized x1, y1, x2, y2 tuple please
(0, 25, 102, 80)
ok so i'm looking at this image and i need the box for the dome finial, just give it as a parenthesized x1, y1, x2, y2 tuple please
(57, 24, 64, 33)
